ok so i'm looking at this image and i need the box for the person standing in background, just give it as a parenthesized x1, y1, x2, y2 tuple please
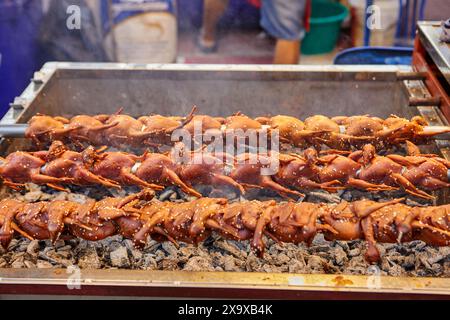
(38, 0, 107, 62)
(198, 0, 310, 64)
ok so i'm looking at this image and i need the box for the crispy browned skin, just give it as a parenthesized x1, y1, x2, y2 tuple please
(24, 112, 450, 150)
(39, 141, 121, 190)
(1, 142, 449, 199)
(0, 190, 448, 263)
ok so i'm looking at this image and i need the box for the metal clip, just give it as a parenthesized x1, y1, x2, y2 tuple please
(31, 71, 46, 91)
(408, 96, 441, 107)
(396, 71, 427, 81)
(9, 97, 26, 119)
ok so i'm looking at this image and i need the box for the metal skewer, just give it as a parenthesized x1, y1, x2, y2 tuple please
(337, 125, 450, 140)
(421, 126, 450, 140)
(0, 124, 449, 140)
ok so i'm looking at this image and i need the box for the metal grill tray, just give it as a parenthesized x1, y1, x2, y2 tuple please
(0, 63, 448, 298)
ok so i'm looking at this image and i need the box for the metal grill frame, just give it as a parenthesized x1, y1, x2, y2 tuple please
(0, 62, 448, 298)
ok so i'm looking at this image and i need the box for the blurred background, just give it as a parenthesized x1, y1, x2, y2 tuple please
(0, 0, 449, 118)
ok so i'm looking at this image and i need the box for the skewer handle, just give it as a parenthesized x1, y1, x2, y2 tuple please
(408, 96, 441, 107)
(422, 126, 450, 140)
(0, 124, 28, 138)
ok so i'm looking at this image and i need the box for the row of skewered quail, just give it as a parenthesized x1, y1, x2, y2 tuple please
(25, 108, 450, 150)
(0, 141, 448, 200)
(0, 190, 448, 263)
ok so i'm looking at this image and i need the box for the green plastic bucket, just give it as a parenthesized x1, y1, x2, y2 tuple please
(301, 1, 349, 55)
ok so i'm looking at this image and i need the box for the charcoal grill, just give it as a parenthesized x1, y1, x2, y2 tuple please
(0, 21, 449, 299)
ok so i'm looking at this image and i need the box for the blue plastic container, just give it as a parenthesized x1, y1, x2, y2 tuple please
(0, 0, 43, 119)
(334, 46, 413, 65)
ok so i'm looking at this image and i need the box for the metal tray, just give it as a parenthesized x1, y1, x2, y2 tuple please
(0, 63, 448, 298)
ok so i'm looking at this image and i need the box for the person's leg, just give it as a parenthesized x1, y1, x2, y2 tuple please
(260, 0, 307, 64)
(273, 39, 301, 64)
(199, 0, 229, 50)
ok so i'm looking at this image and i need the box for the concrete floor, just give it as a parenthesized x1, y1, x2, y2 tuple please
(177, 30, 274, 64)
(177, 29, 350, 65)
